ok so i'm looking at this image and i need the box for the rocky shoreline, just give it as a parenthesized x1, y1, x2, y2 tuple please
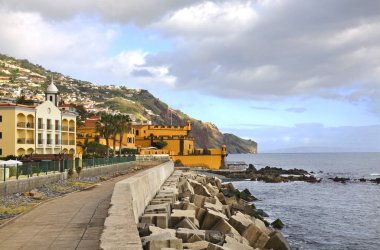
(209, 164, 320, 183)
(206, 165, 380, 185)
(137, 170, 290, 250)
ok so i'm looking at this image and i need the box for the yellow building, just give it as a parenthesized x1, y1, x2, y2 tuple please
(76, 116, 135, 154)
(0, 81, 77, 158)
(135, 120, 227, 169)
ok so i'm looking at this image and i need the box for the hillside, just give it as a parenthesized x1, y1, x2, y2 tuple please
(223, 133, 258, 153)
(0, 53, 258, 153)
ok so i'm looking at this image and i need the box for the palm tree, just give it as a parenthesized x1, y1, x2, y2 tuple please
(96, 113, 113, 157)
(117, 114, 131, 156)
(110, 115, 119, 154)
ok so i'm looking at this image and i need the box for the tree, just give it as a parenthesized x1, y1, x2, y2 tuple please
(115, 114, 132, 156)
(85, 141, 108, 157)
(96, 113, 114, 157)
(73, 104, 92, 127)
(16, 95, 26, 104)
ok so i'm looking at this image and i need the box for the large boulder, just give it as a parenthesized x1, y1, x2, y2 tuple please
(189, 179, 212, 197)
(201, 209, 228, 230)
(264, 230, 291, 250)
(223, 235, 254, 250)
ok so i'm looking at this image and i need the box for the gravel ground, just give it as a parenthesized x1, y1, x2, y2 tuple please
(0, 176, 101, 224)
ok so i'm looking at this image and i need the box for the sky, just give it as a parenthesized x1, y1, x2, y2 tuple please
(0, 0, 379, 152)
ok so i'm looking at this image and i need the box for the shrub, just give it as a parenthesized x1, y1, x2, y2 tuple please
(174, 159, 184, 167)
(75, 166, 82, 175)
(9, 166, 17, 177)
(152, 141, 168, 149)
(67, 168, 74, 178)
(121, 148, 137, 155)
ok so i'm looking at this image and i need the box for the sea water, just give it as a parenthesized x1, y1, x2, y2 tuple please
(227, 153, 380, 250)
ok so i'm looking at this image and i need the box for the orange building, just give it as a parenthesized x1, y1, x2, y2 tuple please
(134, 120, 227, 169)
(76, 116, 135, 154)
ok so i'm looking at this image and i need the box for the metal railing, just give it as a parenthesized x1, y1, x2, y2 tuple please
(17, 138, 26, 144)
(69, 127, 75, 132)
(1, 156, 136, 182)
(17, 122, 26, 128)
(38, 124, 45, 129)
(47, 124, 53, 130)
(62, 126, 68, 131)
(26, 139, 34, 144)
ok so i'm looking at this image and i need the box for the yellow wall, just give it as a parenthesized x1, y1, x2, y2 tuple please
(134, 121, 191, 139)
(0, 106, 37, 157)
(172, 154, 225, 170)
(0, 109, 17, 157)
(77, 121, 135, 152)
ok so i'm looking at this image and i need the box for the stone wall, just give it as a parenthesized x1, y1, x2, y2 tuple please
(100, 161, 174, 250)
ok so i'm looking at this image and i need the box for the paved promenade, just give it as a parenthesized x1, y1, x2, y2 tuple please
(0, 170, 147, 250)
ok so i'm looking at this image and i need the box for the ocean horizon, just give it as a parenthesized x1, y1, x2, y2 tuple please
(227, 152, 380, 250)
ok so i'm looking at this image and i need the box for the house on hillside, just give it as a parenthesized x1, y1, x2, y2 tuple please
(0, 80, 77, 158)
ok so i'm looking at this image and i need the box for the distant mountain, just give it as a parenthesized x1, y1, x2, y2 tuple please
(0, 53, 258, 153)
(266, 146, 376, 153)
(223, 133, 258, 154)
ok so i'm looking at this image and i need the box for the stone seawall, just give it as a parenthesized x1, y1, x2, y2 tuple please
(0, 160, 168, 196)
(100, 161, 175, 250)
(136, 170, 291, 250)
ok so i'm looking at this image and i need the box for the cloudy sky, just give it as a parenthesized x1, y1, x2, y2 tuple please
(1, 0, 380, 152)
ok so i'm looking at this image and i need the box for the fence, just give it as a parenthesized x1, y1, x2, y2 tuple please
(0, 155, 136, 182)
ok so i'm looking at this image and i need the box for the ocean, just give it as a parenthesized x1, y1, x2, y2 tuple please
(227, 153, 380, 250)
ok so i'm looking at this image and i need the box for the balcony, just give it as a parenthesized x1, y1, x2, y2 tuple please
(55, 140, 61, 145)
(38, 124, 45, 130)
(17, 122, 25, 128)
(62, 140, 69, 145)
(46, 124, 53, 130)
(62, 126, 69, 131)
(17, 138, 26, 144)
(69, 140, 76, 145)
(55, 125, 61, 131)
(69, 127, 75, 132)
(17, 122, 35, 129)
(37, 139, 44, 145)
(26, 139, 34, 144)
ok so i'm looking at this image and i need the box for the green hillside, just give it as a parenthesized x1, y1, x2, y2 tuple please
(0, 53, 258, 153)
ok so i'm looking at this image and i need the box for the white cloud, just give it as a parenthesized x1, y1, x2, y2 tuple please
(155, 1, 258, 37)
(96, 51, 176, 87)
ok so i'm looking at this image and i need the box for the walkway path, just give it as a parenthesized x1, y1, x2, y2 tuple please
(0, 169, 148, 250)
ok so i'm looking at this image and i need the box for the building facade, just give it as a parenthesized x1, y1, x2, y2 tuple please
(0, 81, 76, 157)
(76, 116, 135, 154)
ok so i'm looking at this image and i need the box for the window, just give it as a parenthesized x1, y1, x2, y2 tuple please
(0, 132, 2, 139)
(136, 130, 139, 136)
(0, 148, 2, 156)
(50, 96, 53, 101)
(0, 115, 2, 122)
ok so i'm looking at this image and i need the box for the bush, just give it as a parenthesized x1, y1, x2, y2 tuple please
(9, 166, 17, 177)
(75, 166, 82, 175)
(174, 159, 184, 167)
(152, 141, 168, 149)
(67, 168, 74, 177)
(121, 148, 137, 155)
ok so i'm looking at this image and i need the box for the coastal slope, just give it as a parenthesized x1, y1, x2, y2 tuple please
(0, 53, 258, 153)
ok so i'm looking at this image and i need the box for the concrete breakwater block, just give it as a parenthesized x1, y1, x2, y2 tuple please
(137, 169, 291, 250)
